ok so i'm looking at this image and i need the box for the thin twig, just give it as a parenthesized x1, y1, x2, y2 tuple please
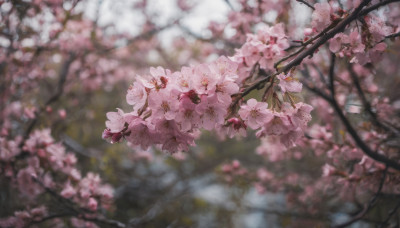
(333, 166, 388, 228)
(324, 61, 400, 171)
(328, 53, 336, 97)
(385, 31, 400, 40)
(358, 0, 400, 18)
(295, 0, 315, 10)
(378, 199, 400, 228)
(281, 0, 371, 73)
(31, 176, 126, 228)
(23, 52, 76, 141)
(348, 65, 400, 136)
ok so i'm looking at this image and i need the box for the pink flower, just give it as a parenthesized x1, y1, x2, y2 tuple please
(192, 64, 218, 94)
(329, 33, 348, 53)
(126, 119, 156, 150)
(238, 99, 273, 129)
(215, 74, 240, 105)
(170, 67, 193, 93)
(196, 95, 227, 130)
(46, 143, 66, 169)
(58, 109, 66, 119)
(148, 88, 179, 120)
(311, 3, 332, 32)
(224, 117, 247, 138)
(126, 80, 147, 111)
(256, 136, 286, 161)
(154, 119, 195, 152)
(322, 164, 336, 177)
(105, 108, 127, 133)
(175, 96, 201, 132)
(347, 31, 364, 53)
(257, 168, 273, 182)
(257, 113, 293, 136)
(61, 182, 77, 198)
(277, 73, 302, 93)
(290, 102, 313, 130)
(87, 197, 98, 211)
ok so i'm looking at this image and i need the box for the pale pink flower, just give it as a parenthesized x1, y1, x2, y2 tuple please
(61, 182, 77, 198)
(277, 73, 302, 93)
(311, 3, 332, 32)
(87, 197, 98, 211)
(170, 68, 193, 93)
(215, 74, 239, 105)
(192, 64, 218, 94)
(238, 99, 272, 129)
(58, 109, 66, 119)
(322, 164, 336, 177)
(347, 31, 364, 53)
(257, 113, 293, 136)
(46, 143, 66, 169)
(105, 108, 126, 133)
(291, 102, 313, 130)
(257, 168, 273, 182)
(256, 136, 286, 161)
(329, 33, 348, 53)
(175, 96, 201, 132)
(148, 88, 179, 120)
(126, 119, 156, 150)
(224, 117, 247, 138)
(154, 119, 195, 152)
(196, 95, 227, 130)
(17, 167, 42, 197)
(126, 80, 147, 110)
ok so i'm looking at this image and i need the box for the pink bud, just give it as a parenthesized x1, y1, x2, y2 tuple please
(304, 28, 313, 36)
(88, 197, 98, 211)
(58, 109, 66, 119)
(232, 160, 240, 169)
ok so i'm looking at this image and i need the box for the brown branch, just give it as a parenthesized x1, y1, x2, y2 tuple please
(226, 0, 397, 105)
(26, 213, 75, 227)
(333, 166, 388, 228)
(384, 31, 400, 40)
(358, 0, 400, 18)
(306, 85, 400, 171)
(223, 0, 234, 10)
(328, 53, 336, 96)
(348, 65, 400, 136)
(295, 0, 315, 10)
(31, 176, 126, 228)
(23, 52, 76, 141)
(378, 198, 400, 228)
(229, 73, 275, 110)
(280, 0, 371, 73)
(325, 62, 400, 171)
(248, 206, 331, 221)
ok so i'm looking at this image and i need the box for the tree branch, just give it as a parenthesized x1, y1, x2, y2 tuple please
(31, 176, 126, 228)
(281, 0, 371, 73)
(333, 166, 388, 228)
(23, 52, 76, 141)
(295, 0, 315, 10)
(325, 62, 400, 171)
(358, 0, 400, 18)
(348, 65, 400, 136)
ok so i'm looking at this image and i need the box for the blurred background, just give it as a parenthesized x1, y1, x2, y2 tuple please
(1, 0, 400, 227)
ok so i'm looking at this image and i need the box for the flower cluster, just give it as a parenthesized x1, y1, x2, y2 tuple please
(0, 129, 113, 227)
(104, 23, 313, 154)
(220, 160, 248, 183)
(311, 3, 333, 32)
(103, 56, 241, 153)
(232, 23, 289, 74)
(329, 15, 390, 65)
